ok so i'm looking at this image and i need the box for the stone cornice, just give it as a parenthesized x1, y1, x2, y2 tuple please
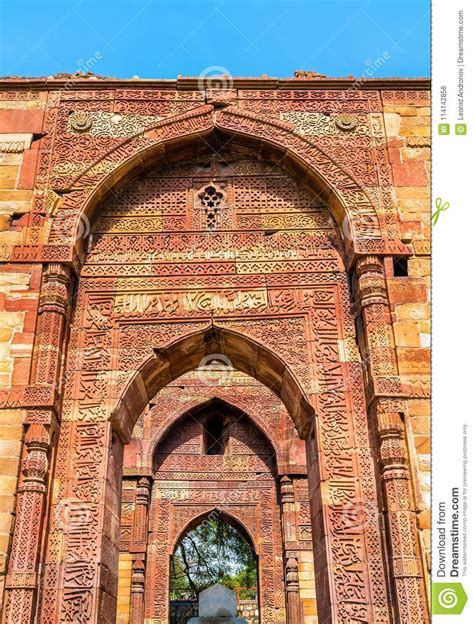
(0, 75, 431, 91)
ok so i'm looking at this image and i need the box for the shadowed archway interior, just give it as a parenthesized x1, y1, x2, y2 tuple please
(119, 367, 314, 623)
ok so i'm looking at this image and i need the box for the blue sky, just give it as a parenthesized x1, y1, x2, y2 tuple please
(0, 0, 430, 79)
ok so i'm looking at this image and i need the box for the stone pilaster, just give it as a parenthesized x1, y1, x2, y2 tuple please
(2, 424, 50, 624)
(2, 263, 72, 624)
(128, 478, 151, 623)
(279, 477, 303, 624)
(31, 262, 72, 387)
(285, 554, 304, 624)
(280, 475, 297, 542)
(355, 255, 397, 383)
(355, 256, 429, 623)
(130, 558, 146, 624)
(131, 477, 151, 549)
(375, 405, 429, 623)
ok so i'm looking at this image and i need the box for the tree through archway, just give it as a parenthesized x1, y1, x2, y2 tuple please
(170, 515, 258, 621)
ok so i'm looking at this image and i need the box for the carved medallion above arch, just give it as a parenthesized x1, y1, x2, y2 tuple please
(8, 103, 412, 269)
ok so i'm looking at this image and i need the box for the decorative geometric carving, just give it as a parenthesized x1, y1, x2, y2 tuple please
(68, 111, 93, 133)
(1, 80, 429, 624)
(375, 405, 429, 623)
(281, 111, 365, 135)
(0, 134, 32, 152)
(334, 113, 358, 131)
(68, 110, 162, 138)
(3, 425, 51, 624)
(197, 183, 226, 230)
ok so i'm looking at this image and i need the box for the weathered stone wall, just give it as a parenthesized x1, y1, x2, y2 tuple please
(116, 552, 133, 624)
(0, 102, 45, 607)
(237, 600, 259, 623)
(0, 77, 430, 623)
(382, 91, 431, 578)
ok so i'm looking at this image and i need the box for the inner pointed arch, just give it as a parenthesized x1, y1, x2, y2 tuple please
(111, 324, 315, 443)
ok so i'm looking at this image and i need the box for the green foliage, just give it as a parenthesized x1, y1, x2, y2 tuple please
(170, 517, 257, 598)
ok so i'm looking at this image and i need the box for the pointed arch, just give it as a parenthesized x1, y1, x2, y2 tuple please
(147, 396, 281, 472)
(111, 324, 315, 443)
(56, 104, 393, 260)
(171, 507, 258, 555)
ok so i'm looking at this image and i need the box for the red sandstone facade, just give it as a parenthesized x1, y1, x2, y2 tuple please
(0, 75, 431, 623)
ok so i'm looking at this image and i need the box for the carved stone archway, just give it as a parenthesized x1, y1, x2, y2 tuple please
(37, 306, 384, 624)
(112, 325, 315, 442)
(120, 382, 314, 624)
(140, 401, 285, 624)
(2, 114, 429, 624)
(10, 103, 412, 272)
(138, 396, 288, 473)
(66, 105, 383, 255)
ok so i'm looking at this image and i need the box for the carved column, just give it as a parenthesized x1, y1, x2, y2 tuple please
(131, 477, 151, 548)
(354, 255, 397, 382)
(2, 263, 72, 624)
(280, 475, 297, 542)
(129, 478, 151, 624)
(2, 425, 50, 624)
(31, 262, 73, 387)
(285, 555, 303, 624)
(130, 559, 146, 624)
(376, 407, 429, 623)
(279, 476, 303, 624)
(355, 256, 429, 623)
